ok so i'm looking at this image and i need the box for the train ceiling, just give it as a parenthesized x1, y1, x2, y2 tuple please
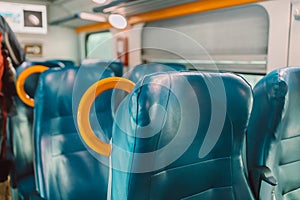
(50, 0, 197, 16)
(7, 0, 261, 29)
(44, 0, 198, 27)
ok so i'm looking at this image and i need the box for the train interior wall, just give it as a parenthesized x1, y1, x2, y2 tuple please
(1, 0, 299, 78)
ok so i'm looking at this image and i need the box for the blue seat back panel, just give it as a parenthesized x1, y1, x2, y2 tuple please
(34, 67, 114, 199)
(111, 71, 254, 200)
(9, 61, 62, 182)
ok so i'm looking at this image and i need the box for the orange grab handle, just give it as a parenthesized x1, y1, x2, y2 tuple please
(16, 65, 49, 107)
(77, 77, 135, 156)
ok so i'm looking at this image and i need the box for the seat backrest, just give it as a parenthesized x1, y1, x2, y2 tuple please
(247, 67, 300, 200)
(111, 71, 254, 200)
(33, 66, 114, 199)
(125, 62, 186, 83)
(81, 59, 123, 77)
(8, 61, 62, 184)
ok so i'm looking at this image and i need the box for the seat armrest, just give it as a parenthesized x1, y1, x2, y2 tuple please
(250, 166, 277, 199)
(255, 166, 276, 186)
(29, 190, 45, 200)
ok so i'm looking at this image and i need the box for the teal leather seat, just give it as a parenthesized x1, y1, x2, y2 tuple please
(81, 59, 123, 77)
(33, 66, 114, 199)
(247, 67, 300, 200)
(110, 71, 254, 199)
(8, 61, 63, 200)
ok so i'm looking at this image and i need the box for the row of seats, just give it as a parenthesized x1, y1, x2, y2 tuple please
(80, 66, 300, 200)
(32, 62, 187, 200)
(10, 61, 300, 199)
(9, 60, 184, 199)
(8, 59, 123, 199)
(9, 61, 65, 199)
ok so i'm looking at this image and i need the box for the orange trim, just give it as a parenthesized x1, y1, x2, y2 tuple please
(75, 22, 112, 33)
(75, 0, 263, 33)
(128, 0, 263, 25)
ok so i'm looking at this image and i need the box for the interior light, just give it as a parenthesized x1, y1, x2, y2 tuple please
(108, 14, 127, 29)
(78, 12, 106, 22)
(92, 0, 107, 4)
(28, 14, 41, 26)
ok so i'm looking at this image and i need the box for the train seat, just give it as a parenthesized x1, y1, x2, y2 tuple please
(8, 61, 63, 199)
(104, 71, 254, 199)
(247, 67, 300, 200)
(46, 59, 76, 68)
(32, 66, 114, 200)
(81, 59, 123, 77)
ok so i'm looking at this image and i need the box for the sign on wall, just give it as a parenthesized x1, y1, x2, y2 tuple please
(0, 2, 47, 34)
(24, 43, 43, 57)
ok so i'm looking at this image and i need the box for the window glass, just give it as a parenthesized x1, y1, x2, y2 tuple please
(238, 74, 264, 88)
(143, 5, 269, 74)
(86, 31, 114, 60)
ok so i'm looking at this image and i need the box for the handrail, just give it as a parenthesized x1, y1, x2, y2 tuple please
(16, 65, 49, 107)
(77, 77, 135, 156)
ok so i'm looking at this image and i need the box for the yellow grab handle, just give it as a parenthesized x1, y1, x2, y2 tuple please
(77, 77, 135, 156)
(16, 65, 49, 107)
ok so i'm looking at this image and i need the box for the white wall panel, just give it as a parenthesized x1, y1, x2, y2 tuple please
(17, 26, 79, 63)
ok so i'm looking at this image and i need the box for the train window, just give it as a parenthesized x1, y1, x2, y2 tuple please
(86, 31, 114, 59)
(142, 5, 269, 74)
(238, 74, 264, 88)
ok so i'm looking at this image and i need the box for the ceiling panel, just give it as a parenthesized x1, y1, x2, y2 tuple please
(28, 0, 200, 27)
(101, 0, 198, 16)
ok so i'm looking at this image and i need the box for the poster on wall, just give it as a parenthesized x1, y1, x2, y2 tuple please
(0, 2, 47, 34)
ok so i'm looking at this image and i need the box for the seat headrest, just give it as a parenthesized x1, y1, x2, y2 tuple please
(17, 61, 62, 74)
(16, 61, 63, 98)
(46, 59, 76, 68)
(35, 66, 114, 120)
(126, 63, 186, 83)
(112, 63, 186, 114)
(80, 59, 123, 77)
